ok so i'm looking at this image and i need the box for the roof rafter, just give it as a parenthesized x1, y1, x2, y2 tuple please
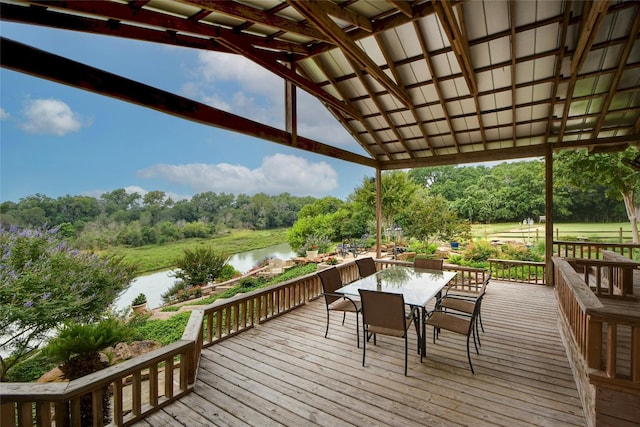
(28, 0, 307, 54)
(432, 0, 477, 94)
(346, 56, 415, 159)
(25, 0, 362, 120)
(288, 0, 413, 108)
(374, 32, 437, 154)
(590, 11, 640, 139)
(413, 20, 461, 153)
(311, 0, 373, 33)
(184, 0, 330, 41)
(305, 57, 393, 159)
(0, 2, 236, 55)
(509, 0, 517, 147)
(385, 0, 412, 18)
(571, 0, 610, 74)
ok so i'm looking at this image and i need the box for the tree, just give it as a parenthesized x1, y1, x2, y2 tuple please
(172, 246, 230, 287)
(555, 148, 640, 243)
(400, 194, 470, 245)
(0, 226, 138, 381)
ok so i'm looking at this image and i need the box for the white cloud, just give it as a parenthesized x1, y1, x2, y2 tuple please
(0, 108, 9, 120)
(137, 154, 338, 197)
(182, 53, 357, 149)
(18, 98, 89, 136)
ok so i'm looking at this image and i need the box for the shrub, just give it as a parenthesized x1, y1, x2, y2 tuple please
(132, 293, 147, 306)
(500, 242, 543, 262)
(173, 246, 229, 287)
(43, 318, 133, 426)
(462, 239, 500, 262)
(0, 226, 137, 381)
(130, 312, 191, 345)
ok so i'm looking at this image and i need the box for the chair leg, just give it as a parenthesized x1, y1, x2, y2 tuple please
(472, 325, 479, 354)
(466, 333, 475, 375)
(474, 319, 481, 348)
(404, 334, 408, 376)
(341, 312, 346, 325)
(479, 310, 485, 333)
(356, 312, 360, 348)
(324, 309, 330, 338)
(362, 325, 367, 367)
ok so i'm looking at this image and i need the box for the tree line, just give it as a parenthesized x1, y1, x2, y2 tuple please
(0, 189, 315, 249)
(0, 155, 632, 250)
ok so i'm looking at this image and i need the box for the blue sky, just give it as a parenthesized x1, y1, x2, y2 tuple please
(1, 22, 375, 203)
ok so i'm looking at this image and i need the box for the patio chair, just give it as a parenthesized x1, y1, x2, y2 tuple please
(440, 272, 491, 336)
(355, 257, 377, 278)
(426, 290, 485, 374)
(358, 289, 419, 376)
(413, 258, 443, 270)
(318, 267, 362, 347)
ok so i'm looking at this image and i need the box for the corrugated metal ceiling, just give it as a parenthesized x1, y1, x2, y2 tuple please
(1, 0, 639, 169)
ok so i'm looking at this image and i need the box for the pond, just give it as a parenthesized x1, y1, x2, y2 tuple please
(113, 243, 296, 312)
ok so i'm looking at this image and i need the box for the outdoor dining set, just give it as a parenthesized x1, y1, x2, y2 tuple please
(318, 258, 491, 376)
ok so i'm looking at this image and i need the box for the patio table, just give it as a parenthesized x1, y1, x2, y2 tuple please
(336, 265, 456, 357)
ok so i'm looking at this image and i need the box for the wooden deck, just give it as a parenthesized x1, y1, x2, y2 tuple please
(134, 280, 587, 426)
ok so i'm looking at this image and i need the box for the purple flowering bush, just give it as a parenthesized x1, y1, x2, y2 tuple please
(0, 226, 137, 381)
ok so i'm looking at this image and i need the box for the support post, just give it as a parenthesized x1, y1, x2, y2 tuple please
(376, 169, 382, 259)
(545, 142, 554, 286)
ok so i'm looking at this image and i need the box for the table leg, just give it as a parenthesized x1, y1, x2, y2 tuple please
(421, 306, 427, 360)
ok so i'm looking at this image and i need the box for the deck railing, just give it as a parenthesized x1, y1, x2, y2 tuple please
(554, 240, 639, 261)
(488, 259, 546, 285)
(565, 250, 638, 298)
(553, 256, 640, 426)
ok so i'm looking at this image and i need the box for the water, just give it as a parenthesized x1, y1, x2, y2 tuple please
(113, 243, 296, 311)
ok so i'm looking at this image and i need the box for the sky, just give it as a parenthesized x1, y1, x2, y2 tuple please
(0, 21, 375, 203)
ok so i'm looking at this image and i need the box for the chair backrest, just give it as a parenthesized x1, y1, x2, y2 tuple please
(318, 267, 343, 304)
(413, 258, 443, 270)
(358, 289, 406, 332)
(479, 272, 492, 295)
(355, 257, 377, 278)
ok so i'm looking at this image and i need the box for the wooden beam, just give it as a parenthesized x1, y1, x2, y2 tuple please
(346, 56, 414, 159)
(0, 37, 377, 168)
(285, 60, 297, 147)
(308, 56, 392, 159)
(21, 1, 361, 120)
(28, 0, 308, 55)
(288, 0, 413, 108)
(433, 0, 477, 94)
(544, 0, 571, 144)
(385, 0, 413, 18)
(591, 12, 640, 138)
(571, 0, 610, 74)
(0, 2, 235, 55)
(374, 32, 435, 154)
(184, 0, 330, 41)
(413, 20, 461, 153)
(312, 0, 373, 32)
(509, 0, 517, 147)
(211, 32, 362, 120)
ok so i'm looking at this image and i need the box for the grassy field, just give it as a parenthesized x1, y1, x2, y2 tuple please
(102, 228, 289, 274)
(471, 222, 634, 244)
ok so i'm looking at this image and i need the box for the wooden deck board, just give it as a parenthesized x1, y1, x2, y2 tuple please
(133, 280, 587, 426)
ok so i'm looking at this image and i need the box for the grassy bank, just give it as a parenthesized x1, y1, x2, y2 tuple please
(102, 229, 290, 274)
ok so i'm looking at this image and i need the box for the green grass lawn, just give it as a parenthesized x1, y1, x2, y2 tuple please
(471, 222, 633, 243)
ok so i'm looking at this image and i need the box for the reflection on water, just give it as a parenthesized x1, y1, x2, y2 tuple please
(114, 243, 295, 311)
(378, 266, 411, 287)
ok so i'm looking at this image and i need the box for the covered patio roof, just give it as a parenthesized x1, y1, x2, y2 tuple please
(2, 0, 639, 170)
